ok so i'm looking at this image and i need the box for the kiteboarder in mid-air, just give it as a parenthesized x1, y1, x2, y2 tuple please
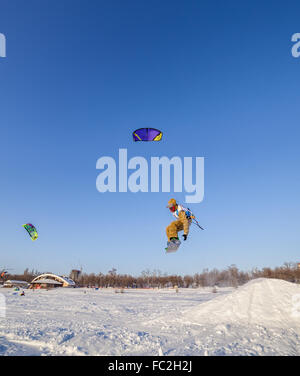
(165, 198, 204, 253)
(165, 198, 191, 253)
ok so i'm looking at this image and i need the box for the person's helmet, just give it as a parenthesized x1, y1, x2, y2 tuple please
(166, 198, 177, 212)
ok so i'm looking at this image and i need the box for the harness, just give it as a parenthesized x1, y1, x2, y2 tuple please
(174, 205, 194, 220)
(173, 205, 204, 230)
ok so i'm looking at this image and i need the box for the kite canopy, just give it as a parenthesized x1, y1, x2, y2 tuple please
(23, 223, 38, 241)
(133, 128, 162, 142)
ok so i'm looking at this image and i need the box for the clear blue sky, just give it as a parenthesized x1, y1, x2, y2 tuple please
(0, 0, 300, 276)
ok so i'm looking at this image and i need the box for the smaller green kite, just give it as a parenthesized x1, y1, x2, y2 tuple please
(23, 223, 38, 241)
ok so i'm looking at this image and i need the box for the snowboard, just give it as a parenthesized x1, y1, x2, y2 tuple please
(165, 240, 181, 253)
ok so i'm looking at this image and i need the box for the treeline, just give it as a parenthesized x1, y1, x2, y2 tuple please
(4, 263, 300, 288)
(4, 268, 40, 283)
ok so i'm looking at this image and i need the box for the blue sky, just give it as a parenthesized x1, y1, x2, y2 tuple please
(0, 0, 300, 276)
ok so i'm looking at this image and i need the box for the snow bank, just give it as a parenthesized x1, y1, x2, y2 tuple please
(183, 278, 300, 328)
(1, 279, 300, 355)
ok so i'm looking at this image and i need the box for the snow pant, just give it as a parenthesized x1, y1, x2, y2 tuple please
(166, 220, 185, 241)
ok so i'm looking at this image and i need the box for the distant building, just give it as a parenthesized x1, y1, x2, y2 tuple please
(298, 263, 300, 270)
(3, 280, 29, 288)
(69, 269, 81, 282)
(30, 273, 76, 289)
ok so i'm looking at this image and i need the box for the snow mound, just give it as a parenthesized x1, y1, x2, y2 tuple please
(183, 278, 300, 328)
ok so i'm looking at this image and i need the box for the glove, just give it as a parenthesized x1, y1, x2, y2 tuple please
(183, 234, 187, 241)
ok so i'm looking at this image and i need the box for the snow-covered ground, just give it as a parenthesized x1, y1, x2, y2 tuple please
(0, 278, 300, 356)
